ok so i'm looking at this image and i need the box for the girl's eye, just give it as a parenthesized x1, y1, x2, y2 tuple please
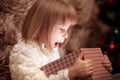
(59, 28, 64, 32)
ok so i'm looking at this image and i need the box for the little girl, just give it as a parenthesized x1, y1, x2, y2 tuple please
(9, 0, 112, 80)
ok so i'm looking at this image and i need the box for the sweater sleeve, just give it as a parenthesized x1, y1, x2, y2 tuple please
(9, 44, 70, 80)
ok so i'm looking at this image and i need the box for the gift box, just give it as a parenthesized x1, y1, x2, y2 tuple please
(41, 48, 113, 80)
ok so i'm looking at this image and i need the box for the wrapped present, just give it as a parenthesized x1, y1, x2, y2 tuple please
(41, 48, 113, 80)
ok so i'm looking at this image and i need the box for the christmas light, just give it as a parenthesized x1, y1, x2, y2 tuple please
(114, 29, 119, 34)
(108, 43, 115, 51)
(105, 0, 115, 5)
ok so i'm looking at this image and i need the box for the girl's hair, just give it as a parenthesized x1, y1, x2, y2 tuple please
(22, 0, 77, 54)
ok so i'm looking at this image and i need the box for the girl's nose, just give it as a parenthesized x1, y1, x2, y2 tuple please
(63, 32, 68, 39)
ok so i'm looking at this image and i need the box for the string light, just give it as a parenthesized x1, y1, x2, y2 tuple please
(108, 43, 115, 51)
(105, 0, 115, 5)
(114, 29, 119, 34)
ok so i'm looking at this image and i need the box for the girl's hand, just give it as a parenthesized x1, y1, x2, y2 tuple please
(69, 53, 94, 79)
(102, 55, 113, 72)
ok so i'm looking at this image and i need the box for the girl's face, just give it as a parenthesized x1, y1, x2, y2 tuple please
(51, 22, 71, 49)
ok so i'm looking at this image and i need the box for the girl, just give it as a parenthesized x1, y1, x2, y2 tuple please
(9, 0, 112, 80)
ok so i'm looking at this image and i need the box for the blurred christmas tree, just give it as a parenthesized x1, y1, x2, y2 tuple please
(97, 0, 120, 74)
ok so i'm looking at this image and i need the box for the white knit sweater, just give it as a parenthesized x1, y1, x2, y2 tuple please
(9, 41, 69, 80)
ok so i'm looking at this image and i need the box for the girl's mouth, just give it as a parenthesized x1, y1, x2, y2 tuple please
(54, 42, 59, 48)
